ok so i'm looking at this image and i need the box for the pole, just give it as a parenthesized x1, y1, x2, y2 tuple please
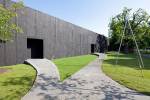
(127, 18, 144, 77)
(115, 15, 144, 78)
(115, 19, 128, 65)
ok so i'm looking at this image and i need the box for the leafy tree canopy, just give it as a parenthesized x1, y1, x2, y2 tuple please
(109, 7, 150, 51)
(0, 0, 23, 41)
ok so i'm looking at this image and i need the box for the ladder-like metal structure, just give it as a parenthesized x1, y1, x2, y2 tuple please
(115, 16, 144, 77)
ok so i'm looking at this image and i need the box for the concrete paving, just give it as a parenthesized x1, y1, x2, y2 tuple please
(22, 59, 60, 100)
(22, 58, 150, 100)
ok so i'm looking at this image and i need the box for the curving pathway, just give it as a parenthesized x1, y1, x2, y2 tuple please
(22, 59, 60, 100)
(22, 58, 150, 100)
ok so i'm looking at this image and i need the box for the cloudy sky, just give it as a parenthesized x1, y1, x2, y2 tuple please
(23, 0, 150, 37)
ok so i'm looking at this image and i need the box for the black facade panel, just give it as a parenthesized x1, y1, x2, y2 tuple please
(55, 19, 65, 58)
(87, 32, 93, 54)
(80, 29, 86, 55)
(5, 40, 16, 65)
(72, 26, 81, 56)
(63, 22, 73, 57)
(16, 36, 27, 64)
(0, 43, 5, 66)
(0, 1, 107, 66)
(45, 16, 56, 59)
(26, 7, 36, 37)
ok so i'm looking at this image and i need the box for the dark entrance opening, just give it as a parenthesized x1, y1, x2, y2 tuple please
(91, 44, 96, 53)
(27, 38, 43, 58)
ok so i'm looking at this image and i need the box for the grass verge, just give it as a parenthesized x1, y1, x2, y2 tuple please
(53, 55, 97, 81)
(0, 64, 36, 100)
(102, 52, 150, 95)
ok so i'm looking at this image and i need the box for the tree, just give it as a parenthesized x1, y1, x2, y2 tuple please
(0, 0, 23, 41)
(109, 7, 150, 53)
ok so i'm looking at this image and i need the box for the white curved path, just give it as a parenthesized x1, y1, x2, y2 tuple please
(22, 59, 60, 100)
(22, 58, 150, 100)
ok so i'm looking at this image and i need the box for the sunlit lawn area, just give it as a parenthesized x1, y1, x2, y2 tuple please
(0, 64, 36, 100)
(0, 54, 97, 100)
(53, 55, 97, 81)
(102, 52, 150, 95)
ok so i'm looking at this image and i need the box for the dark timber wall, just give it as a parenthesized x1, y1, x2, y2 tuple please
(0, 0, 107, 66)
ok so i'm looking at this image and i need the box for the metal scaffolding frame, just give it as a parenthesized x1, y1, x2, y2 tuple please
(115, 16, 144, 77)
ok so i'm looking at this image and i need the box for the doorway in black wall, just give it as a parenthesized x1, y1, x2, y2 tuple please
(91, 44, 96, 53)
(27, 38, 43, 58)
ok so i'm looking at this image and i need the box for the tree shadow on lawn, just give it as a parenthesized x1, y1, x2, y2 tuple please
(0, 89, 23, 100)
(104, 55, 150, 70)
(29, 74, 144, 100)
(1, 76, 34, 100)
(106, 52, 135, 58)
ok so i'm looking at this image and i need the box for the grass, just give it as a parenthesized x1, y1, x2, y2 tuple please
(53, 55, 97, 81)
(0, 64, 36, 100)
(102, 52, 150, 95)
(0, 54, 96, 99)
(140, 50, 150, 54)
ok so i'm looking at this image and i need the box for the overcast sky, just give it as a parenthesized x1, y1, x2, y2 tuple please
(23, 0, 150, 37)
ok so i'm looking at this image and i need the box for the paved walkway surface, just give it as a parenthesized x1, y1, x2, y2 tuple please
(22, 59, 60, 100)
(22, 58, 150, 100)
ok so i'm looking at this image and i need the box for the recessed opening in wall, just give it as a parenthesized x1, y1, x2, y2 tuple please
(91, 44, 96, 53)
(27, 38, 43, 59)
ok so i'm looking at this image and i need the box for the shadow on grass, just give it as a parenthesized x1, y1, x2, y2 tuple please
(140, 92, 150, 96)
(1, 76, 34, 100)
(2, 76, 33, 86)
(104, 53, 150, 70)
(0, 89, 23, 100)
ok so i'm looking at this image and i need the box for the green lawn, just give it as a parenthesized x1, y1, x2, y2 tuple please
(102, 52, 150, 95)
(53, 55, 97, 81)
(0, 64, 36, 100)
(0, 54, 96, 99)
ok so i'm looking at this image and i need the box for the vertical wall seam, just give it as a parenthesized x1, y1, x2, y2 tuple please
(54, 17, 57, 58)
(71, 25, 74, 56)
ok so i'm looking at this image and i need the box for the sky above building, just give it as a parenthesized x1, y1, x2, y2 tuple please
(23, 0, 150, 37)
